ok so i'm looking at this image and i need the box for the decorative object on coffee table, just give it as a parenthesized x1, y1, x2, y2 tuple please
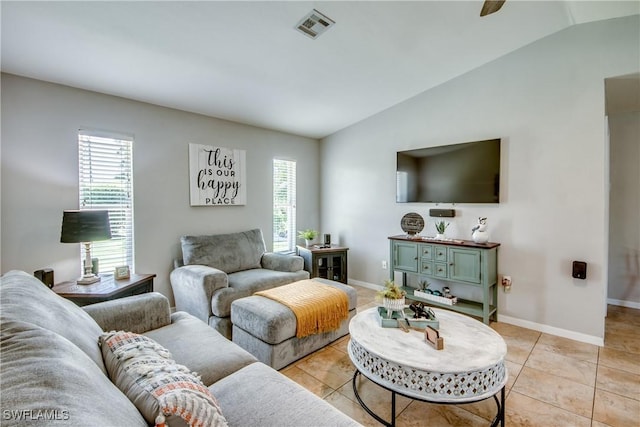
(60, 210, 111, 285)
(376, 280, 406, 318)
(400, 212, 424, 237)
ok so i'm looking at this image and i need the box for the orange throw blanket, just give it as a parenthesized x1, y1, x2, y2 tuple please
(255, 280, 349, 338)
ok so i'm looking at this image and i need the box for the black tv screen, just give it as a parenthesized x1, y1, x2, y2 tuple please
(396, 139, 501, 204)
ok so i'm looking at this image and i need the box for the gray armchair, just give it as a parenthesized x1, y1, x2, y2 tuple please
(170, 229, 309, 338)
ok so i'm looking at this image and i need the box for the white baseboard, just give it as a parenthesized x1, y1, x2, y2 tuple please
(498, 314, 604, 347)
(347, 278, 382, 291)
(607, 298, 640, 310)
(347, 278, 605, 347)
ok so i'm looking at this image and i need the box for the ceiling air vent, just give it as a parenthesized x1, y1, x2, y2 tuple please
(295, 9, 335, 39)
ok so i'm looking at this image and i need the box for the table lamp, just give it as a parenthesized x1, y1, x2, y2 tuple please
(60, 210, 112, 285)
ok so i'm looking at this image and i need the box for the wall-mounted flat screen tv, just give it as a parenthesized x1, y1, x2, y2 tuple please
(396, 138, 501, 204)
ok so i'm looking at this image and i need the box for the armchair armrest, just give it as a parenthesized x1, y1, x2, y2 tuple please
(83, 292, 171, 334)
(261, 252, 304, 272)
(169, 265, 228, 323)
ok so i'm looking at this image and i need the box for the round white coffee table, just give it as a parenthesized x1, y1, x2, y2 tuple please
(348, 307, 507, 427)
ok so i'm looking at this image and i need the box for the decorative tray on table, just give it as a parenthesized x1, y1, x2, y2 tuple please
(376, 307, 439, 330)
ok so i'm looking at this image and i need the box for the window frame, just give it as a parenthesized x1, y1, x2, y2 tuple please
(272, 158, 297, 253)
(78, 129, 134, 273)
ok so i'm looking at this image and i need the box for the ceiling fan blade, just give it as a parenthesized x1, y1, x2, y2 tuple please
(480, 0, 506, 17)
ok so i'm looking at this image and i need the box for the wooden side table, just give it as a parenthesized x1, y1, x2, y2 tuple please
(52, 273, 156, 306)
(297, 245, 349, 284)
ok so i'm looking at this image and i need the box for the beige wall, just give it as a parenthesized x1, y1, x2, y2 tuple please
(1, 75, 320, 303)
(608, 111, 640, 306)
(320, 16, 640, 344)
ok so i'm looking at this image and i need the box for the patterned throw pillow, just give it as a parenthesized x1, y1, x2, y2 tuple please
(99, 331, 227, 427)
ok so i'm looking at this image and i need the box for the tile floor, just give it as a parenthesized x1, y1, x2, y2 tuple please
(281, 285, 640, 427)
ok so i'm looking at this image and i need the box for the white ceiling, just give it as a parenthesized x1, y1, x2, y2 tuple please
(2, 1, 638, 139)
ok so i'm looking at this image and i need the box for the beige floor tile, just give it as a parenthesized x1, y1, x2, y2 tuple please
(592, 388, 640, 427)
(596, 364, 640, 401)
(505, 360, 523, 391)
(280, 365, 336, 398)
(535, 333, 599, 364)
(512, 366, 595, 418)
(394, 400, 489, 427)
(505, 391, 591, 427)
(598, 346, 640, 375)
(605, 331, 640, 355)
(525, 345, 597, 386)
(330, 334, 350, 354)
(607, 306, 640, 326)
(491, 322, 541, 342)
(500, 334, 537, 365)
(606, 318, 640, 337)
(335, 373, 412, 421)
(356, 301, 379, 313)
(324, 390, 383, 427)
(456, 393, 504, 423)
(294, 345, 355, 390)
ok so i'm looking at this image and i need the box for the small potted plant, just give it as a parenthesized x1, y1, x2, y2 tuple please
(298, 229, 318, 247)
(434, 221, 449, 240)
(377, 280, 406, 314)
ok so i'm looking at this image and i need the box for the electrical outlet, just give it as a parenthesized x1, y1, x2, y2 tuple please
(501, 275, 512, 293)
(382, 260, 388, 269)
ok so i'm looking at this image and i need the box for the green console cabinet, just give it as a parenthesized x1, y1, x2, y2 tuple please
(388, 235, 500, 324)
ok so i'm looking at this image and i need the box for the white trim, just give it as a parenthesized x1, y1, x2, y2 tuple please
(498, 314, 604, 347)
(347, 278, 382, 291)
(607, 298, 640, 310)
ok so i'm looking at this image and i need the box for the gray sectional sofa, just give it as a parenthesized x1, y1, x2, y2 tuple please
(170, 229, 309, 338)
(0, 270, 361, 427)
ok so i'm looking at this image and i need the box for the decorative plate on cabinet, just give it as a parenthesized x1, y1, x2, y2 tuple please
(400, 212, 424, 235)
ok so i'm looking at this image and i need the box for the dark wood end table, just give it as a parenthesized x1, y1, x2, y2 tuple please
(52, 273, 156, 306)
(297, 245, 349, 284)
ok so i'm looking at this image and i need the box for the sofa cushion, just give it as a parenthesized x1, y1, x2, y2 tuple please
(0, 318, 146, 427)
(144, 312, 258, 386)
(210, 362, 361, 427)
(0, 270, 107, 374)
(211, 268, 310, 317)
(181, 229, 265, 274)
(100, 331, 228, 427)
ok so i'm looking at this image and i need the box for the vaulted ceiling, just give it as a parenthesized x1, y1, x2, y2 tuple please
(2, 1, 638, 138)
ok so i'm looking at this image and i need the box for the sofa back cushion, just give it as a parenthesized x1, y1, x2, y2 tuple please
(0, 319, 146, 426)
(181, 229, 266, 274)
(0, 270, 107, 374)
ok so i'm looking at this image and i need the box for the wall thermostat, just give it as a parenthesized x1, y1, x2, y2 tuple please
(572, 261, 587, 280)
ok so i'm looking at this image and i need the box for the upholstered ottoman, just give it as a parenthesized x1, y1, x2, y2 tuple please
(231, 278, 358, 370)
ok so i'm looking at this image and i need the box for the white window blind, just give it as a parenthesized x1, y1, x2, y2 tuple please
(273, 159, 296, 252)
(78, 130, 134, 273)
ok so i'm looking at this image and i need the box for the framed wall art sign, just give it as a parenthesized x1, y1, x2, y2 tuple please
(189, 143, 246, 206)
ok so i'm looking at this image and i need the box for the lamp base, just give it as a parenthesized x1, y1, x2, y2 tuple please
(77, 274, 101, 285)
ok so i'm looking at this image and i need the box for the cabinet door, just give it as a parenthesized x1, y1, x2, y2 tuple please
(393, 242, 418, 272)
(449, 248, 481, 284)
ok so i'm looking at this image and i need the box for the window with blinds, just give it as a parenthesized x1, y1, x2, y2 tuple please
(273, 159, 296, 252)
(78, 130, 134, 273)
